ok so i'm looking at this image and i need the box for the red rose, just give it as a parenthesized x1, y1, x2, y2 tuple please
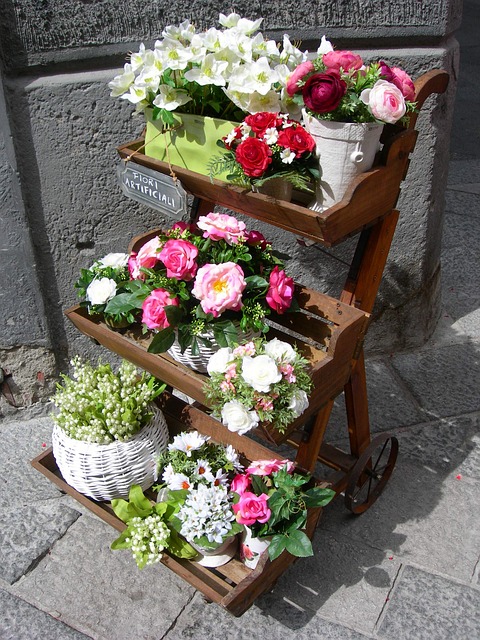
(244, 112, 280, 135)
(246, 230, 268, 250)
(323, 50, 364, 73)
(277, 124, 316, 158)
(235, 137, 272, 178)
(302, 71, 347, 114)
(266, 266, 294, 314)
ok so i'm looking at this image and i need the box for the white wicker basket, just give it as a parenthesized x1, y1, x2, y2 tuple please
(167, 325, 258, 373)
(52, 404, 169, 501)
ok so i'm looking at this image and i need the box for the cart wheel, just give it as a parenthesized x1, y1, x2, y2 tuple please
(345, 433, 399, 514)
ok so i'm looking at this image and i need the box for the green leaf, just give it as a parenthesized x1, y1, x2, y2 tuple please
(244, 275, 268, 290)
(167, 528, 198, 559)
(164, 304, 183, 326)
(148, 327, 176, 353)
(304, 487, 336, 508)
(268, 535, 288, 561)
(110, 498, 131, 524)
(104, 293, 136, 315)
(128, 484, 154, 516)
(284, 530, 314, 558)
(110, 528, 132, 550)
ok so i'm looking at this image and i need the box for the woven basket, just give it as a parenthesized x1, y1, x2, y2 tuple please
(52, 404, 169, 501)
(167, 325, 258, 373)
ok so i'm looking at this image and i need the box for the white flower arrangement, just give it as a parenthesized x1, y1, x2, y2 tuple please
(108, 12, 306, 125)
(204, 337, 313, 435)
(51, 357, 164, 444)
(125, 514, 170, 567)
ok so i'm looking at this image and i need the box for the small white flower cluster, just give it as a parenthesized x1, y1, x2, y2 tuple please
(52, 357, 157, 444)
(177, 483, 236, 545)
(126, 514, 170, 566)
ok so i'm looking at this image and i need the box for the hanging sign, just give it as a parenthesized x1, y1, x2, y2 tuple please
(118, 161, 188, 218)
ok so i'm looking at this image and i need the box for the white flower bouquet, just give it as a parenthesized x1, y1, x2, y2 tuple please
(109, 12, 306, 125)
(204, 337, 313, 436)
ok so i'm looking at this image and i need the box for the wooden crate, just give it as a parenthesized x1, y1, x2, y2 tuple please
(32, 393, 324, 617)
(66, 279, 368, 445)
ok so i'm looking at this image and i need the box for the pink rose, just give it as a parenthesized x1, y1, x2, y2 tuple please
(323, 50, 364, 73)
(128, 252, 141, 279)
(197, 212, 246, 245)
(141, 288, 179, 330)
(266, 266, 294, 314)
(246, 459, 295, 476)
(129, 237, 162, 280)
(379, 62, 416, 102)
(360, 80, 406, 124)
(233, 491, 271, 525)
(159, 238, 198, 281)
(286, 60, 315, 96)
(231, 473, 251, 495)
(192, 262, 246, 317)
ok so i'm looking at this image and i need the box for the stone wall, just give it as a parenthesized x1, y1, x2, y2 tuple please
(0, 0, 461, 411)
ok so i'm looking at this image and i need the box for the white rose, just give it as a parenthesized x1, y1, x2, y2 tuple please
(86, 278, 117, 305)
(288, 389, 309, 417)
(221, 400, 259, 435)
(241, 354, 282, 393)
(207, 347, 234, 375)
(263, 338, 296, 363)
(98, 253, 129, 268)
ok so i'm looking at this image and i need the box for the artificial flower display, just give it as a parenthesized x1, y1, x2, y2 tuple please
(287, 36, 416, 125)
(208, 112, 319, 191)
(204, 337, 313, 435)
(108, 12, 306, 125)
(126, 213, 296, 356)
(51, 357, 164, 444)
(233, 459, 335, 560)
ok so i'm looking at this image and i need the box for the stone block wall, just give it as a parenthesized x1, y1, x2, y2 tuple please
(0, 0, 461, 411)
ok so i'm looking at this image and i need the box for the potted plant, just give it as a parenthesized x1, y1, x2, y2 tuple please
(108, 12, 306, 176)
(208, 112, 320, 198)
(156, 430, 245, 566)
(51, 357, 168, 500)
(122, 213, 297, 371)
(286, 36, 417, 210)
(232, 459, 335, 568)
(204, 337, 313, 437)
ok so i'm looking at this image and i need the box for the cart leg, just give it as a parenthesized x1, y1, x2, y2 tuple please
(344, 349, 372, 459)
(295, 399, 335, 473)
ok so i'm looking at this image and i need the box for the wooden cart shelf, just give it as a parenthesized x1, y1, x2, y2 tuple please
(33, 68, 449, 615)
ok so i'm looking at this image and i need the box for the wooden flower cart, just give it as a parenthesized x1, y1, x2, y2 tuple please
(32, 69, 449, 615)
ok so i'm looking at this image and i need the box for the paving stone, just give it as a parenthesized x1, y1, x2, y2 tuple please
(13, 515, 194, 640)
(395, 413, 480, 476)
(390, 343, 480, 417)
(168, 592, 373, 640)
(0, 588, 91, 640)
(256, 529, 399, 636)
(447, 158, 480, 186)
(0, 502, 80, 584)
(320, 458, 480, 584)
(378, 565, 480, 640)
(0, 416, 60, 504)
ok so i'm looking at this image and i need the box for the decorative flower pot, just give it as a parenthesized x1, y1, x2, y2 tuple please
(144, 111, 238, 179)
(167, 324, 259, 373)
(240, 526, 272, 569)
(253, 178, 293, 202)
(190, 535, 238, 567)
(302, 112, 383, 212)
(52, 404, 169, 501)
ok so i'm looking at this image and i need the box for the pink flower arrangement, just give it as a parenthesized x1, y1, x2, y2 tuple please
(287, 36, 417, 125)
(120, 212, 298, 356)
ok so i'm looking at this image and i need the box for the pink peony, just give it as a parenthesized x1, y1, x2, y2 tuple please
(360, 80, 406, 124)
(266, 266, 294, 314)
(286, 60, 315, 96)
(192, 262, 246, 317)
(323, 50, 364, 73)
(159, 238, 198, 281)
(302, 71, 347, 114)
(233, 491, 271, 525)
(197, 212, 246, 245)
(379, 62, 416, 102)
(231, 473, 251, 495)
(141, 288, 179, 330)
(246, 459, 295, 476)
